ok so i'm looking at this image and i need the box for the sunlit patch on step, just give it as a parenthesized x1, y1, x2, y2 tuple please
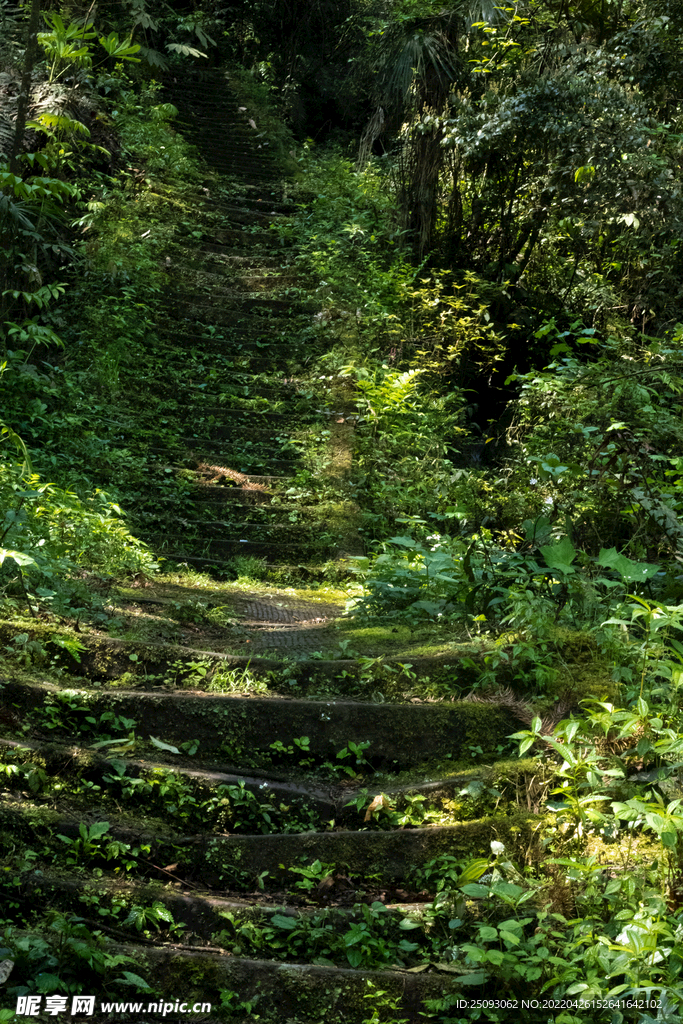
(197, 462, 270, 492)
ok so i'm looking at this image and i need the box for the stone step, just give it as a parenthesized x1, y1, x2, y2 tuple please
(178, 203, 284, 226)
(164, 291, 314, 315)
(172, 266, 301, 287)
(142, 451, 301, 472)
(137, 519, 321, 540)
(185, 817, 536, 891)
(200, 196, 299, 215)
(144, 533, 336, 560)
(6, 681, 501, 766)
(156, 317, 302, 340)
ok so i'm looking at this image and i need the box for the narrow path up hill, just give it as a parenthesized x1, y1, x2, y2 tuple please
(0, 68, 535, 1023)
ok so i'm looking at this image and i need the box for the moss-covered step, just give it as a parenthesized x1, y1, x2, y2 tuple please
(0, 932, 468, 1022)
(21, 870, 433, 940)
(0, 738, 338, 819)
(187, 815, 537, 889)
(0, 800, 536, 891)
(0, 737, 541, 825)
(0, 617, 488, 680)
(5, 681, 513, 766)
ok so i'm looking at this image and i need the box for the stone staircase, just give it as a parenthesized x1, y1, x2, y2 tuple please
(0, 69, 535, 1023)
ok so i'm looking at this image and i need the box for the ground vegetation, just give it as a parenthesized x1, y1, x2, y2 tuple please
(0, 0, 683, 1022)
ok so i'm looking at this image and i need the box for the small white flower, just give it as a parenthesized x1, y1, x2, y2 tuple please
(490, 840, 505, 856)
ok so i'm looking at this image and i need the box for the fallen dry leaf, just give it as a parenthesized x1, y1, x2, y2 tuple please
(364, 793, 393, 821)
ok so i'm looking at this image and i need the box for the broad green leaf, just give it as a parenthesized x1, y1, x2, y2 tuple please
(270, 914, 297, 930)
(597, 547, 660, 582)
(460, 883, 490, 898)
(119, 972, 152, 992)
(540, 536, 577, 574)
(149, 736, 180, 754)
(35, 973, 62, 993)
(457, 858, 490, 885)
(0, 548, 38, 568)
(346, 947, 362, 967)
(88, 821, 110, 839)
(458, 971, 488, 984)
(490, 882, 525, 898)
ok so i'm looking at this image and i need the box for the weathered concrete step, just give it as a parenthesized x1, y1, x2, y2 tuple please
(155, 321, 301, 345)
(145, 534, 332, 559)
(190, 422, 308, 440)
(0, 739, 336, 817)
(177, 203, 282, 227)
(153, 323, 297, 344)
(138, 521, 321, 542)
(175, 235, 289, 255)
(192, 817, 536, 889)
(117, 592, 341, 624)
(172, 247, 295, 266)
(148, 551, 328, 571)
(189, 469, 297, 487)
(136, 518, 335, 541)
(133, 489, 276, 506)
(180, 124, 256, 144)
(174, 252, 293, 269)
(138, 370, 304, 392)
(185, 128, 269, 144)
(120, 401, 310, 421)
(6, 681, 500, 766)
(143, 447, 299, 469)
(172, 407, 301, 421)
(165, 292, 314, 315)
(133, 499, 332, 520)
(26, 871, 433, 949)
(178, 276, 303, 296)
(191, 469, 297, 485)
(200, 196, 299, 215)
(198, 156, 279, 177)
(74, 941, 463, 1021)
(104, 438, 299, 466)
(117, 413, 303, 435)
(183, 121, 272, 141)
(171, 238, 289, 259)
(137, 509, 328, 529)
(142, 421, 305, 443)
(162, 307, 300, 331)
(173, 265, 300, 287)
(192, 143, 277, 165)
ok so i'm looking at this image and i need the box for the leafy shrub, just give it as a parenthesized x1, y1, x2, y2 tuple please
(0, 461, 157, 589)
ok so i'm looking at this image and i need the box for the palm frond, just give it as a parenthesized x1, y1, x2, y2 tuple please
(0, 115, 15, 162)
(466, 687, 575, 737)
(31, 82, 94, 121)
(0, 193, 36, 233)
(381, 31, 457, 111)
(0, 72, 19, 162)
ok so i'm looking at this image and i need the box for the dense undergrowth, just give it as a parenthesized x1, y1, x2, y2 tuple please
(2, 0, 683, 1020)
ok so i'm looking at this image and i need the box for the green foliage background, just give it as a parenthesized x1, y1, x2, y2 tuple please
(2, 0, 683, 1019)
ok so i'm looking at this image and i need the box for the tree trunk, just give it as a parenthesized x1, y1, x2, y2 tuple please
(9, 0, 41, 174)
